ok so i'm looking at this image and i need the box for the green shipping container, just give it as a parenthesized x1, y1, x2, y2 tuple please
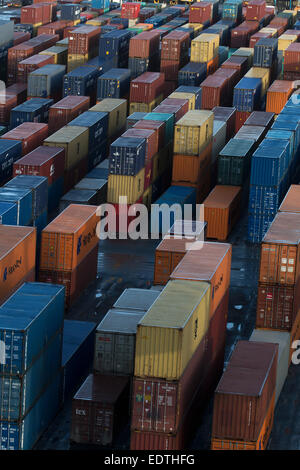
(218, 138, 255, 186)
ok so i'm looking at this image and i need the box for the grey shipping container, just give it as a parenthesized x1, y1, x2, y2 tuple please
(113, 288, 160, 311)
(218, 138, 256, 185)
(59, 188, 99, 212)
(28, 65, 66, 98)
(74, 177, 107, 205)
(212, 120, 226, 165)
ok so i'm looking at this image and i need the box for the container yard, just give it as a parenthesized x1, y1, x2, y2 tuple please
(0, 0, 300, 455)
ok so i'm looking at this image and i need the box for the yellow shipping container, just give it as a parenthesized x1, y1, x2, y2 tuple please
(283, 9, 297, 23)
(183, 23, 204, 35)
(191, 33, 219, 63)
(260, 27, 278, 37)
(89, 99, 127, 138)
(245, 67, 270, 98)
(67, 53, 90, 72)
(56, 38, 69, 48)
(40, 46, 68, 65)
(107, 168, 145, 204)
(43, 126, 89, 170)
(134, 279, 211, 380)
(174, 110, 214, 156)
(130, 99, 157, 114)
(169, 91, 196, 110)
(278, 34, 297, 51)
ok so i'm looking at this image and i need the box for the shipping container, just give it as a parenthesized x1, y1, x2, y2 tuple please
(63, 66, 99, 105)
(284, 43, 300, 72)
(218, 138, 255, 185)
(174, 110, 214, 155)
(266, 80, 294, 115)
(170, 86, 202, 110)
(133, 119, 165, 149)
(107, 169, 145, 205)
(121, 128, 157, 163)
(70, 374, 129, 446)
(212, 106, 236, 140)
(234, 125, 266, 144)
(189, 2, 213, 24)
(1, 122, 48, 156)
(279, 184, 300, 213)
(143, 112, 174, 145)
(253, 37, 278, 68)
(154, 237, 196, 285)
(178, 62, 207, 88)
(129, 30, 161, 58)
(17, 54, 54, 84)
(10, 98, 53, 129)
(97, 68, 131, 101)
(130, 72, 165, 104)
(244, 110, 274, 128)
(48, 95, 90, 134)
(89, 99, 127, 138)
(0, 140, 23, 184)
(109, 137, 146, 176)
(59, 188, 99, 211)
(212, 340, 278, 442)
(5, 174, 47, 219)
(172, 141, 212, 186)
(68, 26, 100, 56)
(67, 110, 108, 150)
(0, 202, 18, 225)
(27, 64, 66, 101)
(250, 139, 290, 186)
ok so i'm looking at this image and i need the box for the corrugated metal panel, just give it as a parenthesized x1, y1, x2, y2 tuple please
(107, 169, 145, 204)
(113, 288, 160, 310)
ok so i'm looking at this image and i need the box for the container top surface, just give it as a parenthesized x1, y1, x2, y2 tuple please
(255, 37, 278, 47)
(213, 120, 227, 134)
(285, 42, 300, 52)
(176, 109, 213, 126)
(279, 185, 300, 212)
(65, 65, 98, 77)
(263, 211, 300, 244)
(216, 340, 278, 396)
(113, 288, 160, 310)
(2, 122, 48, 139)
(44, 125, 87, 143)
(212, 106, 236, 119)
(132, 72, 163, 84)
(244, 110, 274, 126)
(111, 136, 146, 148)
(250, 329, 290, 359)
(90, 98, 126, 112)
(15, 146, 64, 165)
(175, 85, 201, 95)
(74, 373, 129, 403)
(29, 64, 66, 76)
(156, 236, 196, 253)
(139, 279, 210, 328)
(0, 225, 35, 260)
(99, 68, 131, 79)
(43, 204, 97, 234)
(19, 54, 53, 65)
(234, 126, 264, 141)
(235, 76, 262, 90)
(180, 62, 207, 72)
(51, 96, 90, 109)
(267, 80, 294, 93)
(220, 138, 255, 156)
(74, 178, 107, 191)
(253, 138, 289, 157)
(96, 308, 145, 334)
(171, 241, 231, 282)
(204, 185, 241, 208)
(68, 111, 108, 127)
(61, 189, 98, 202)
(0, 139, 22, 153)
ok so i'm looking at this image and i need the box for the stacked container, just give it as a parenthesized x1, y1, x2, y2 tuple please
(47, 95, 90, 134)
(190, 33, 219, 76)
(0, 140, 23, 185)
(189, 3, 213, 25)
(266, 80, 294, 114)
(63, 65, 100, 106)
(39, 204, 99, 308)
(67, 26, 101, 72)
(129, 72, 165, 114)
(97, 68, 131, 100)
(160, 31, 190, 84)
(17, 54, 54, 83)
(1, 122, 48, 156)
(27, 64, 66, 102)
(128, 30, 160, 79)
(99, 30, 132, 69)
(283, 42, 300, 80)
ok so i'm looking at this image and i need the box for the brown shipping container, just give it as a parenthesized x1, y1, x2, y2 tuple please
(212, 106, 236, 140)
(68, 26, 101, 56)
(39, 244, 98, 308)
(1, 122, 48, 156)
(0, 94, 18, 125)
(157, 98, 189, 122)
(256, 283, 300, 331)
(172, 141, 212, 185)
(17, 54, 54, 83)
(70, 374, 130, 446)
(129, 30, 161, 58)
(212, 341, 278, 442)
(130, 72, 165, 104)
(131, 289, 228, 433)
(235, 111, 251, 132)
(259, 212, 300, 285)
(14, 32, 31, 46)
(160, 60, 182, 81)
(249, 32, 272, 48)
(203, 186, 242, 241)
(200, 74, 229, 109)
(154, 237, 196, 285)
(121, 128, 157, 163)
(161, 31, 189, 62)
(40, 204, 99, 272)
(284, 43, 300, 72)
(171, 241, 232, 317)
(0, 226, 36, 305)
(279, 185, 300, 213)
(133, 119, 165, 149)
(37, 20, 74, 39)
(215, 68, 240, 97)
(13, 145, 65, 185)
(244, 110, 275, 127)
(48, 95, 90, 134)
(221, 56, 249, 79)
(266, 80, 294, 114)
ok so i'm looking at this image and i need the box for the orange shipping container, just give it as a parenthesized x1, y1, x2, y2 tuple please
(172, 141, 212, 185)
(259, 211, 300, 286)
(40, 204, 100, 272)
(0, 226, 36, 305)
(203, 185, 242, 241)
(154, 237, 196, 285)
(266, 80, 294, 114)
(278, 184, 300, 212)
(170, 241, 232, 317)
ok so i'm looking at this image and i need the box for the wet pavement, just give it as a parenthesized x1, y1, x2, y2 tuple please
(35, 213, 300, 450)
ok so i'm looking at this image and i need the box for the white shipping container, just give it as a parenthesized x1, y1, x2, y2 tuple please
(212, 120, 226, 165)
(250, 329, 290, 406)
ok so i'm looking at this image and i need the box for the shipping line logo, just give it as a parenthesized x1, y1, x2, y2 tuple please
(2, 257, 22, 282)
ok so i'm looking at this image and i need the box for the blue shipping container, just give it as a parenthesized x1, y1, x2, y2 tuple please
(5, 175, 48, 219)
(61, 319, 96, 401)
(248, 182, 285, 215)
(63, 66, 100, 99)
(88, 141, 108, 170)
(250, 139, 290, 186)
(86, 160, 109, 180)
(67, 111, 108, 149)
(99, 30, 132, 63)
(97, 68, 131, 100)
(178, 62, 207, 87)
(175, 85, 202, 109)
(248, 212, 275, 243)
(0, 202, 17, 225)
(61, 4, 81, 21)
(222, 0, 242, 21)
(0, 187, 33, 225)
(0, 282, 65, 375)
(10, 98, 53, 129)
(253, 38, 278, 68)
(109, 137, 146, 176)
(233, 77, 262, 112)
(271, 115, 300, 155)
(0, 140, 22, 185)
(48, 176, 64, 213)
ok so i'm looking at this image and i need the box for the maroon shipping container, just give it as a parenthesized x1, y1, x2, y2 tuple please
(221, 55, 249, 79)
(130, 72, 165, 104)
(70, 373, 130, 446)
(21, 3, 57, 25)
(162, 80, 177, 99)
(39, 244, 98, 308)
(131, 290, 229, 434)
(283, 43, 300, 72)
(246, 0, 266, 21)
(189, 2, 213, 24)
(0, 94, 17, 125)
(5, 83, 27, 104)
(17, 54, 54, 83)
(63, 156, 88, 193)
(37, 20, 73, 39)
(235, 110, 251, 132)
(48, 96, 90, 134)
(133, 119, 165, 149)
(212, 106, 236, 140)
(244, 110, 275, 128)
(256, 283, 300, 331)
(13, 31, 31, 46)
(283, 70, 300, 80)
(129, 30, 161, 59)
(13, 145, 65, 185)
(215, 68, 240, 104)
(249, 31, 272, 47)
(160, 60, 182, 81)
(269, 17, 288, 36)
(231, 22, 259, 48)
(1, 122, 48, 156)
(212, 341, 278, 442)
(158, 97, 189, 121)
(68, 26, 101, 55)
(161, 31, 189, 62)
(122, 128, 158, 163)
(131, 346, 225, 450)
(139, 9, 155, 23)
(200, 74, 228, 109)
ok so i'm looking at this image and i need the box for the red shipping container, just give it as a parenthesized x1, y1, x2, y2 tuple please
(133, 119, 165, 149)
(0, 94, 17, 126)
(13, 32, 31, 46)
(48, 96, 90, 134)
(161, 31, 189, 62)
(1, 122, 48, 156)
(158, 97, 189, 121)
(235, 110, 251, 132)
(37, 20, 73, 39)
(212, 106, 236, 140)
(21, 3, 57, 25)
(130, 72, 165, 104)
(221, 55, 249, 78)
(245, 0, 266, 21)
(121, 2, 141, 19)
(13, 145, 65, 185)
(249, 31, 272, 47)
(162, 80, 177, 99)
(129, 30, 161, 59)
(200, 74, 228, 109)
(68, 26, 101, 55)
(284, 43, 300, 72)
(5, 83, 27, 104)
(160, 59, 182, 81)
(17, 54, 54, 83)
(189, 2, 213, 24)
(63, 156, 88, 193)
(214, 68, 240, 101)
(121, 128, 158, 163)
